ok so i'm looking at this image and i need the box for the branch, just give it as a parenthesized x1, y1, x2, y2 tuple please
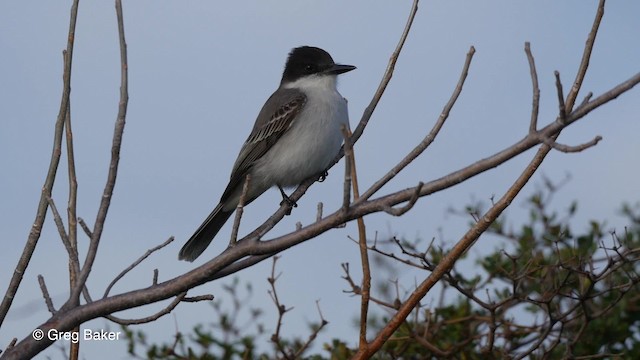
(357, 45, 475, 203)
(69, 0, 130, 306)
(525, 42, 540, 133)
(350, 0, 420, 145)
(0, 0, 79, 327)
(565, 0, 605, 112)
(341, 125, 353, 212)
(103, 237, 175, 298)
(38, 275, 56, 315)
(354, 137, 556, 359)
(230, 174, 251, 246)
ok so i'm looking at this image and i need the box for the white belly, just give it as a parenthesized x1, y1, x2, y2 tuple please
(252, 88, 349, 188)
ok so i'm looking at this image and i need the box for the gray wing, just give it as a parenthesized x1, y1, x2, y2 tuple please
(219, 89, 307, 201)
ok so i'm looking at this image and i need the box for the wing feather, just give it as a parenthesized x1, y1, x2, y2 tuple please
(219, 91, 307, 202)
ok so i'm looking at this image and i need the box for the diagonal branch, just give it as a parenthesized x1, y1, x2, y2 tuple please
(353, 134, 557, 359)
(357, 46, 475, 203)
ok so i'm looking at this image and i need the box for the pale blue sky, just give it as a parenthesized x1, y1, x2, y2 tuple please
(1, 1, 639, 358)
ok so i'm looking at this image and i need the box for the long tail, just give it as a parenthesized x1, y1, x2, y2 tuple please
(179, 203, 233, 261)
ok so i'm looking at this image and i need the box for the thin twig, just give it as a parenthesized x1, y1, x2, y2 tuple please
(353, 138, 558, 360)
(103, 237, 175, 298)
(78, 217, 93, 238)
(382, 182, 424, 216)
(267, 256, 293, 360)
(525, 42, 540, 133)
(341, 125, 353, 212)
(565, 0, 606, 112)
(357, 46, 475, 203)
(37, 275, 56, 315)
(316, 202, 323, 222)
(64, 99, 80, 360)
(71, 0, 129, 305)
(346, 127, 371, 350)
(542, 135, 602, 153)
(46, 198, 71, 257)
(554, 71, 567, 122)
(230, 174, 251, 246)
(350, 0, 419, 145)
(293, 300, 329, 358)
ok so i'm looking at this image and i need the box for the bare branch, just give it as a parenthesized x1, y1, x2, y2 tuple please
(382, 182, 424, 216)
(267, 256, 293, 360)
(341, 125, 353, 212)
(316, 202, 323, 222)
(230, 174, 251, 246)
(37, 275, 56, 315)
(293, 300, 329, 359)
(71, 0, 130, 305)
(542, 135, 602, 153)
(554, 71, 567, 122)
(350, 0, 419, 145)
(354, 138, 558, 359)
(0, 0, 80, 327)
(357, 45, 475, 203)
(565, 0, 606, 111)
(525, 42, 540, 133)
(103, 237, 175, 298)
(105, 293, 187, 326)
(78, 217, 93, 238)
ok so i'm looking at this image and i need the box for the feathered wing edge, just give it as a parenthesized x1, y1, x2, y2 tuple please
(179, 90, 307, 261)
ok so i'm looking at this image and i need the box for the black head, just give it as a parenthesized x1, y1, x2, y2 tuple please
(281, 46, 356, 84)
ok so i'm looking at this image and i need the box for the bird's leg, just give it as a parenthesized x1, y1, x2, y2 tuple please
(278, 186, 297, 208)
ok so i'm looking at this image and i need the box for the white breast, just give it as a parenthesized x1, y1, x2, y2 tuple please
(253, 75, 349, 187)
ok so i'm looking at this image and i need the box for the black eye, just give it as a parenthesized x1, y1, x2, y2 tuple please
(304, 65, 315, 73)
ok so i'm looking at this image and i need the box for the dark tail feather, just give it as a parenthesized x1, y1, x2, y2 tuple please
(179, 203, 233, 261)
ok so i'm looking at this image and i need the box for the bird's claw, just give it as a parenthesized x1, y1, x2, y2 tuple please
(317, 171, 329, 182)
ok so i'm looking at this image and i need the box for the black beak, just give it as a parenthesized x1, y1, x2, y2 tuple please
(325, 63, 357, 75)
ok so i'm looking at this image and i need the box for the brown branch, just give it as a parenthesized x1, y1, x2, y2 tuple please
(565, 0, 606, 112)
(554, 71, 567, 122)
(64, 99, 80, 360)
(293, 300, 329, 359)
(525, 42, 540, 133)
(230, 174, 251, 246)
(267, 256, 293, 360)
(69, 0, 129, 306)
(382, 182, 424, 216)
(78, 217, 93, 238)
(0, 0, 79, 327)
(349, 0, 419, 145)
(345, 129, 371, 349)
(37, 275, 56, 315)
(353, 139, 557, 359)
(341, 125, 353, 212)
(316, 202, 323, 222)
(106, 293, 187, 326)
(542, 135, 602, 153)
(103, 237, 175, 298)
(357, 45, 475, 203)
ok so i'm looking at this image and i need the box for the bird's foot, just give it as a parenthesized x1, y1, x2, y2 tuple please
(317, 170, 329, 182)
(278, 186, 298, 208)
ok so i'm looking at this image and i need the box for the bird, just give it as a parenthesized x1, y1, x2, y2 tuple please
(179, 46, 356, 261)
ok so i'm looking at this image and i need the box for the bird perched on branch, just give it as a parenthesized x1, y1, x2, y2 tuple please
(179, 46, 356, 261)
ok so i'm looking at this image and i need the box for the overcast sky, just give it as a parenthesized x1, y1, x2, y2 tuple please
(1, 1, 639, 358)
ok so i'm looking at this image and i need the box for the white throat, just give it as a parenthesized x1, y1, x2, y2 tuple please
(282, 74, 338, 92)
